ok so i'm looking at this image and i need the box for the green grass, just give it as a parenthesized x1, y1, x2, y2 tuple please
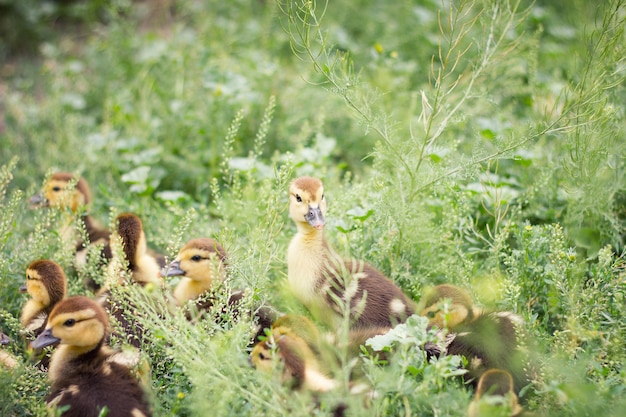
(1, 0, 626, 415)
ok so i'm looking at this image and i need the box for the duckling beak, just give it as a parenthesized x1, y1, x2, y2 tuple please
(306, 206, 325, 229)
(31, 328, 61, 350)
(161, 260, 185, 277)
(0, 333, 10, 346)
(28, 193, 48, 208)
(18, 284, 27, 293)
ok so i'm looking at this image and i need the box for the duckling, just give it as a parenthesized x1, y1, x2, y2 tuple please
(20, 259, 68, 335)
(1, 332, 19, 369)
(270, 314, 324, 354)
(29, 172, 112, 290)
(468, 369, 524, 417)
(418, 284, 528, 393)
(107, 212, 163, 288)
(250, 325, 338, 392)
(163, 237, 228, 305)
(97, 213, 164, 348)
(287, 177, 415, 331)
(32, 296, 152, 417)
(162, 237, 277, 344)
(417, 284, 482, 329)
(20, 259, 68, 367)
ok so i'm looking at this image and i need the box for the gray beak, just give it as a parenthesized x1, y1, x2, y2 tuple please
(31, 328, 61, 349)
(19, 284, 27, 293)
(29, 193, 48, 207)
(0, 333, 10, 345)
(161, 260, 185, 277)
(305, 206, 325, 229)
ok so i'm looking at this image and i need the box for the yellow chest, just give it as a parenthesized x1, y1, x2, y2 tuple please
(287, 233, 328, 306)
(21, 300, 47, 328)
(173, 278, 210, 305)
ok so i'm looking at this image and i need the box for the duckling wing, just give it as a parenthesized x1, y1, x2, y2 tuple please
(322, 260, 415, 328)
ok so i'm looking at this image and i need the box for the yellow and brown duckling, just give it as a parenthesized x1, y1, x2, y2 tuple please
(287, 177, 416, 331)
(163, 237, 228, 306)
(97, 212, 164, 348)
(468, 368, 524, 417)
(20, 259, 68, 367)
(20, 260, 68, 335)
(106, 212, 163, 288)
(417, 283, 483, 329)
(250, 325, 338, 392)
(29, 172, 112, 289)
(32, 296, 152, 417)
(1, 331, 19, 369)
(162, 237, 277, 344)
(418, 284, 528, 394)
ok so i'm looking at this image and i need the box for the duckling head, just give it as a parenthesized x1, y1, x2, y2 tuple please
(163, 237, 228, 303)
(21, 259, 68, 308)
(162, 238, 227, 282)
(32, 296, 110, 353)
(418, 284, 476, 329)
(289, 177, 327, 232)
(29, 172, 91, 213)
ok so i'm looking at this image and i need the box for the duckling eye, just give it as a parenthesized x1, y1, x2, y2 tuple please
(259, 352, 268, 360)
(63, 319, 76, 327)
(295, 194, 302, 203)
(52, 186, 62, 192)
(321, 193, 325, 200)
(190, 255, 202, 262)
(27, 274, 33, 280)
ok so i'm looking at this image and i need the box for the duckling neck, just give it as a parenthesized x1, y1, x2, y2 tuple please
(131, 254, 162, 286)
(174, 278, 212, 304)
(58, 214, 78, 246)
(287, 227, 330, 306)
(20, 299, 48, 327)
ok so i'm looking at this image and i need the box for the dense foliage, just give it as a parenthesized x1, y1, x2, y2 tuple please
(1, 0, 625, 416)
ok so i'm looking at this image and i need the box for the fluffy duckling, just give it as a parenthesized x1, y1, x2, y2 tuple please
(162, 237, 276, 344)
(20, 259, 68, 367)
(287, 177, 415, 331)
(97, 213, 163, 348)
(107, 212, 163, 288)
(250, 325, 338, 392)
(468, 369, 524, 417)
(418, 284, 528, 393)
(32, 296, 152, 417)
(417, 284, 482, 329)
(29, 173, 112, 285)
(1, 332, 19, 369)
(163, 237, 228, 305)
